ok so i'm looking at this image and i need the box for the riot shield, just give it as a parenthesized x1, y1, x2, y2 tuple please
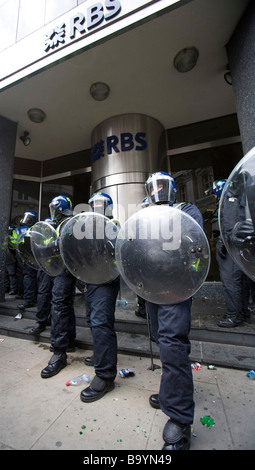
(30, 221, 64, 276)
(115, 205, 210, 304)
(17, 230, 39, 270)
(219, 146, 255, 281)
(59, 212, 119, 284)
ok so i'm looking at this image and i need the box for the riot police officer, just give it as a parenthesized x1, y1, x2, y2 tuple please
(30, 219, 56, 335)
(211, 180, 247, 327)
(145, 172, 203, 450)
(5, 225, 17, 295)
(80, 193, 120, 402)
(41, 195, 77, 378)
(17, 211, 38, 309)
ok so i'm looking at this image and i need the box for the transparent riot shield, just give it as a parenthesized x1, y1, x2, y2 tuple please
(59, 212, 119, 284)
(17, 230, 39, 270)
(115, 205, 210, 304)
(219, 146, 255, 281)
(30, 221, 64, 276)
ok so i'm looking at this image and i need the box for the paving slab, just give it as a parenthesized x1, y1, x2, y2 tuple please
(0, 336, 255, 452)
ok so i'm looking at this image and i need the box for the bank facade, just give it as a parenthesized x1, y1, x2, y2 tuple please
(0, 0, 254, 300)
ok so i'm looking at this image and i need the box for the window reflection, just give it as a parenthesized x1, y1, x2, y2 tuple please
(41, 173, 90, 221)
(11, 179, 39, 226)
(41, 182, 73, 221)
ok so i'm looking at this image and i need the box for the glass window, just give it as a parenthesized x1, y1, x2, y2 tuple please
(41, 172, 91, 221)
(11, 179, 40, 226)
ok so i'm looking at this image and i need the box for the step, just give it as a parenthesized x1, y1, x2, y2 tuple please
(1, 295, 255, 370)
(1, 295, 255, 347)
(0, 312, 255, 370)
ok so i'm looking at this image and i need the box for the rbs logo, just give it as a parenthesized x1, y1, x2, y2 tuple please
(92, 132, 147, 162)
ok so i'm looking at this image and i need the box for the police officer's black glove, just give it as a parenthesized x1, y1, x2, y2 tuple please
(231, 220, 255, 248)
(216, 238, 227, 259)
(36, 239, 60, 257)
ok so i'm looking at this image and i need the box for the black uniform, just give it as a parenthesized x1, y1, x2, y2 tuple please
(214, 197, 248, 326)
(36, 270, 53, 324)
(80, 215, 120, 403)
(85, 278, 120, 380)
(146, 202, 203, 428)
(41, 218, 76, 378)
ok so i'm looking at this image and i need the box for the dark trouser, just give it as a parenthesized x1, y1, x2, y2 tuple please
(216, 250, 243, 319)
(23, 264, 37, 303)
(50, 269, 76, 353)
(146, 298, 194, 425)
(6, 262, 17, 291)
(36, 270, 53, 323)
(15, 254, 24, 296)
(146, 302, 159, 342)
(85, 278, 120, 380)
(240, 273, 252, 320)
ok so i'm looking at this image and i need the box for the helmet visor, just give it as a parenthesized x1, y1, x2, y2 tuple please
(49, 202, 63, 223)
(146, 175, 175, 204)
(20, 212, 35, 227)
(89, 194, 112, 217)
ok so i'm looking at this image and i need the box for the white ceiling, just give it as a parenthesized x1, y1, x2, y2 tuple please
(0, 0, 250, 162)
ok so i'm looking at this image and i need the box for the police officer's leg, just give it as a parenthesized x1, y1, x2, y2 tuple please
(217, 252, 243, 326)
(146, 301, 161, 409)
(146, 301, 159, 343)
(50, 270, 76, 352)
(240, 273, 252, 323)
(30, 270, 53, 334)
(84, 287, 95, 366)
(6, 261, 17, 293)
(15, 254, 24, 298)
(18, 264, 37, 308)
(81, 278, 119, 402)
(157, 299, 194, 449)
(41, 270, 76, 378)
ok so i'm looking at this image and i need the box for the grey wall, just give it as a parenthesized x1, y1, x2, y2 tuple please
(227, 1, 255, 155)
(0, 116, 17, 301)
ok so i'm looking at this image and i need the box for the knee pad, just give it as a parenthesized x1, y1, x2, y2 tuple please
(162, 419, 191, 450)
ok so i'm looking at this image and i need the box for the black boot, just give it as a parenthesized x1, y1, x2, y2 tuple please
(84, 355, 94, 366)
(30, 321, 47, 335)
(41, 353, 67, 378)
(162, 419, 191, 450)
(149, 394, 160, 409)
(80, 375, 114, 403)
(18, 301, 36, 310)
(217, 317, 242, 327)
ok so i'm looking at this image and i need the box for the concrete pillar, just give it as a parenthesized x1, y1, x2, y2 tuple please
(0, 116, 17, 301)
(227, 2, 255, 154)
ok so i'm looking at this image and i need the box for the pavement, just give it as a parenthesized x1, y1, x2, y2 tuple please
(0, 334, 255, 452)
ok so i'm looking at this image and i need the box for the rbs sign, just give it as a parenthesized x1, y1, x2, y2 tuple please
(91, 132, 147, 162)
(45, 0, 122, 52)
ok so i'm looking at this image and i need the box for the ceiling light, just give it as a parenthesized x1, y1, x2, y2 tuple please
(90, 82, 110, 101)
(27, 108, 46, 123)
(20, 131, 31, 146)
(173, 47, 199, 73)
